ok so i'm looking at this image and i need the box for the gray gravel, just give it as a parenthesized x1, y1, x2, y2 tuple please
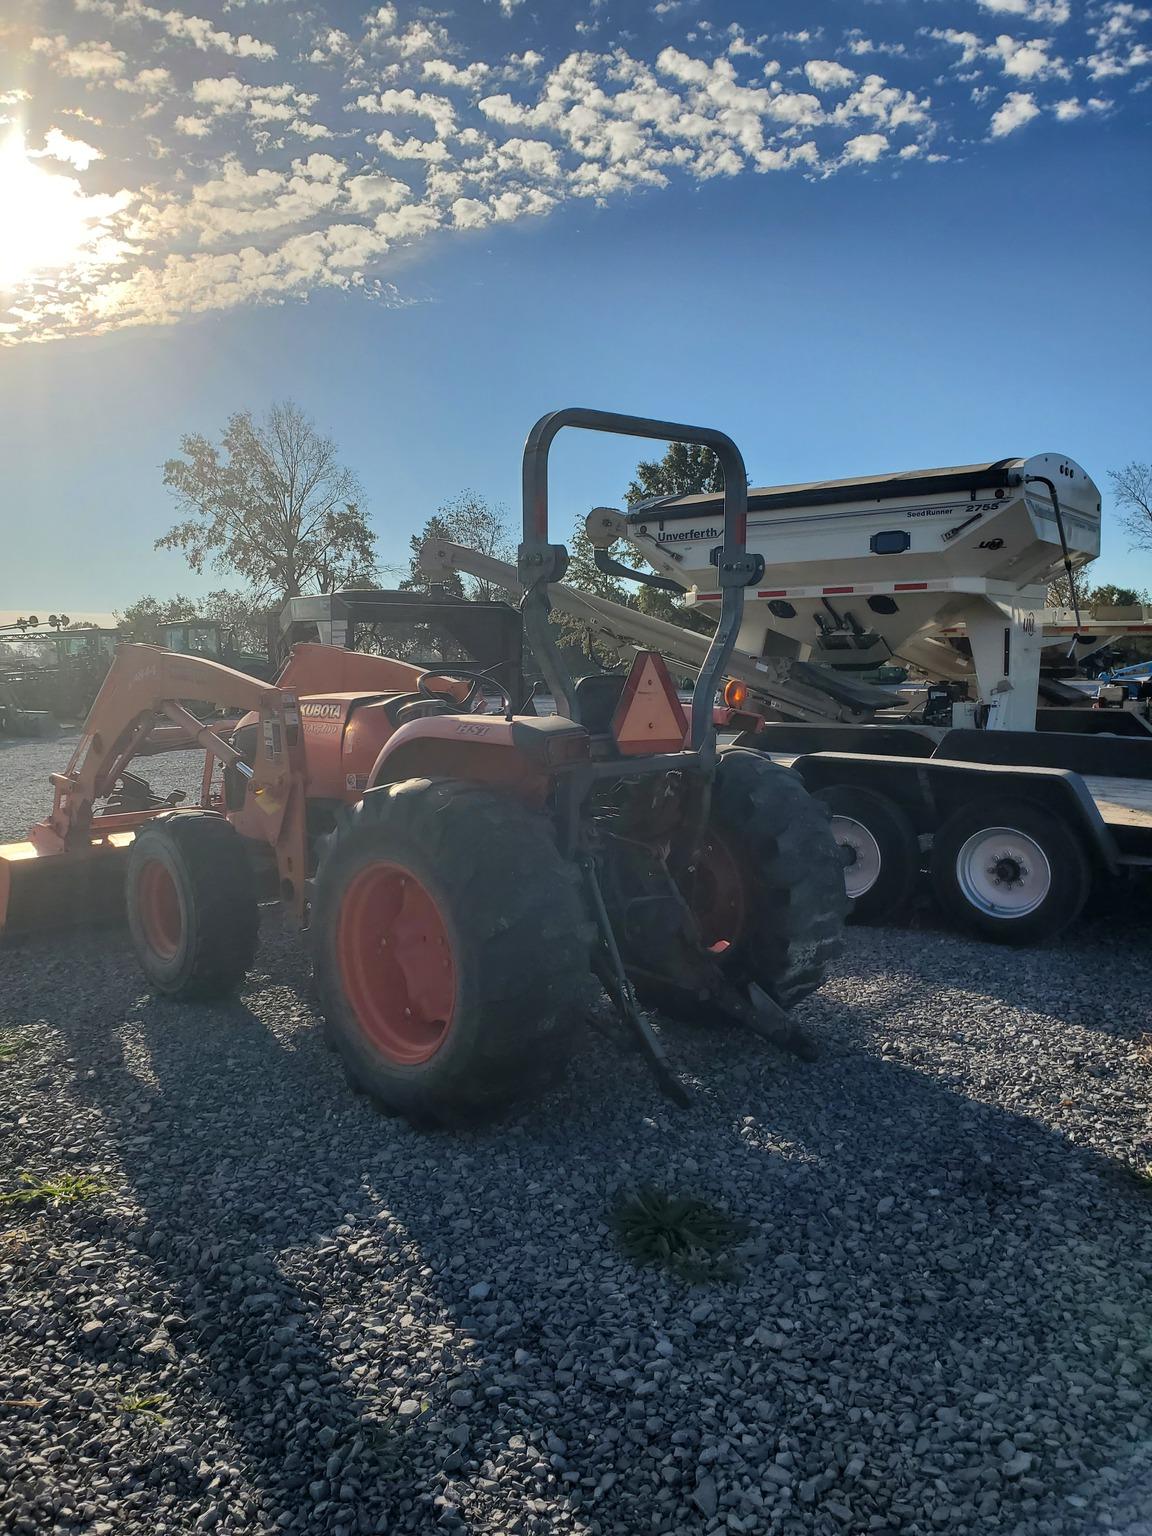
(1, 734, 1151, 1536)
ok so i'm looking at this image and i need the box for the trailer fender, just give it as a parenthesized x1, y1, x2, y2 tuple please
(787, 752, 1121, 873)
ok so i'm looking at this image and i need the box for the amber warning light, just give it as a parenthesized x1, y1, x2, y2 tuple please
(723, 680, 749, 711)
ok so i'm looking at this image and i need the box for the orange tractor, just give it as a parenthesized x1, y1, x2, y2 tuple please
(0, 410, 845, 1123)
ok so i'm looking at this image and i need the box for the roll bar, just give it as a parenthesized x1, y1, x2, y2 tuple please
(518, 408, 764, 751)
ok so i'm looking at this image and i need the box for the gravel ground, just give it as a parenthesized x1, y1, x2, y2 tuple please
(1, 734, 1151, 1536)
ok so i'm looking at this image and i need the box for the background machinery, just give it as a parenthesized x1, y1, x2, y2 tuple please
(424, 452, 1152, 946)
(0, 410, 846, 1124)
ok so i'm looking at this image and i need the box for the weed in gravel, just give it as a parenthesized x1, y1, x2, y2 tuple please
(118, 1393, 168, 1421)
(0, 1172, 110, 1209)
(1135, 1034, 1152, 1070)
(362, 1408, 429, 1478)
(611, 1185, 746, 1282)
(0, 1035, 31, 1061)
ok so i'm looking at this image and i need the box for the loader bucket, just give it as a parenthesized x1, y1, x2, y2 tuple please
(0, 835, 132, 937)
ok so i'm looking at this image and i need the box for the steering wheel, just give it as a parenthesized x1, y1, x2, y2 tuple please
(417, 668, 512, 714)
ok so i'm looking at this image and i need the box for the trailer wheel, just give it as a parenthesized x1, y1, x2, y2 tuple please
(126, 813, 259, 999)
(313, 778, 594, 1127)
(814, 785, 919, 925)
(701, 750, 847, 1008)
(930, 798, 1091, 946)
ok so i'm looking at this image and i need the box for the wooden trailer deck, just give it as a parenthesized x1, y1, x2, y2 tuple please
(1084, 776, 1152, 834)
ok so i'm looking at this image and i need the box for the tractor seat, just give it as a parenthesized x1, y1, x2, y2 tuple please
(573, 673, 627, 737)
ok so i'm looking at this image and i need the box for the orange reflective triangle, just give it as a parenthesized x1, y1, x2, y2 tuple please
(610, 651, 689, 756)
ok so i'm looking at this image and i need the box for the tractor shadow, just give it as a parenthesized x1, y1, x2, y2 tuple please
(1, 920, 441, 1532)
(3, 916, 1151, 1533)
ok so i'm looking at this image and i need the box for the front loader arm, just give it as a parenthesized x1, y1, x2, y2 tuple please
(30, 644, 310, 917)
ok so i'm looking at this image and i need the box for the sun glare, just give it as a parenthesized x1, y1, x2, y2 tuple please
(0, 132, 95, 289)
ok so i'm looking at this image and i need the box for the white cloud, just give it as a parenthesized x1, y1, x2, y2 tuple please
(987, 34, 1069, 80)
(1054, 96, 1112, 117)
(832, 75, 929, 129)
(34, 128, 103, 169)
(451, 195, 490, 226)
(308, 29, 353, 65)
(353, 89, 457, 139)
(844, 34, 906, 58)
(842, 132, 888, 162)
(975, 0, 1071, 23)
(804, 60, 856, 90)
(989, 90, 1041, 134)
(927, 29, 985, 66)
(115, 67, 172, 95)
(423, 59, 491, 89)
(72, 0, 276, 59)
(346, 173, 411, 213)
(1086, 39, 1152, 77)
(184, 78, 327, 139)
(174, 115, 214, 137)
(30, 36, 127, 81)
(8, 8, 1142, 345)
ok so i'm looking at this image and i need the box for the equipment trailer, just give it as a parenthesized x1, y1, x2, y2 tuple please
(611, 451, 1152, 942)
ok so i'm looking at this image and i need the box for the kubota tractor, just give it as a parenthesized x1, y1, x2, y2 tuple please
(0, 410, 845, 1123)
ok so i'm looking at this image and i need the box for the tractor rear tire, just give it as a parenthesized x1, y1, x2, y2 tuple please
(702, 749, 847, 1008)
(312, 778, 595, 1127)
(126, 813, 259, 999)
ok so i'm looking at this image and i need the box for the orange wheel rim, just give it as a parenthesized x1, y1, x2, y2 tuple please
(688, 832, 747, 954)
(137, 860, 183, 960)
(336, 862, 457, 1064)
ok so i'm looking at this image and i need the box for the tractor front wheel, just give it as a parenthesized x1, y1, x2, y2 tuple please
(312, 778, 594, 1126)
(126, 813, 259, 999)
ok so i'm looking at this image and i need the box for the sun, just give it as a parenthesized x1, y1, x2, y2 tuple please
(0, 132, 96, 289)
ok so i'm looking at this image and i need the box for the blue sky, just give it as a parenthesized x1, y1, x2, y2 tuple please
(1, 0, 1150, 612)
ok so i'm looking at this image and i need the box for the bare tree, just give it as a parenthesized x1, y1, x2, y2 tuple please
(1111, 462, 1152, 551)
(159, 401, 376, 601)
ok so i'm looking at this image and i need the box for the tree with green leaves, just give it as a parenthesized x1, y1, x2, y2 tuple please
(117, 589, 275, 652)
(1047, 561, 1145, 610)
(553, 440, 720, 656)
(159, 401, 376, 601)
(402, 491, 514, 602)
(116, 593, 199, 645)
(626, 442, 723, 505)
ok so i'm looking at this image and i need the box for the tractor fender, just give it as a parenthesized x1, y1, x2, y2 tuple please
(368, 713, 588, 802)
(788, 751, 1121, 873)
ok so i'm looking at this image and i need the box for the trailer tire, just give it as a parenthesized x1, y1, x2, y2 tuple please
(313, 778, 595, 1127)
(814, 784, 919, 925)
(930, 797, 1091, 946)
(126, 813, 259, 999)
(702, 749, 846, 1008)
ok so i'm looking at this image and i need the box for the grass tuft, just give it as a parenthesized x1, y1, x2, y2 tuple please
(0, 1172, 110, 1210)
(118, 1393, 168, 1420)
(611, 1185, 746, 1282)
(0, 1035, 31, 1062)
